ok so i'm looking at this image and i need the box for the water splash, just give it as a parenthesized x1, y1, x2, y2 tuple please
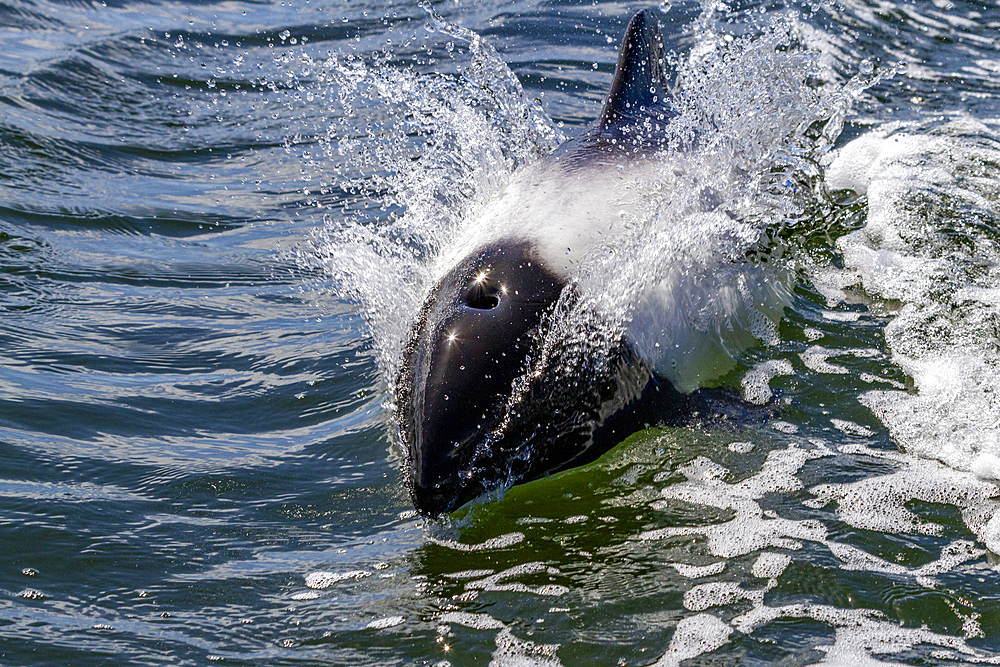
(494, 8, 882, 409)
(279, 11, 562, 390)
(282, 7, 879, 447)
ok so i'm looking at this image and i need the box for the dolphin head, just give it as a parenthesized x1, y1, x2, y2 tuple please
(395, 9, 683, 516)
(396, 239, 567, 515)
(397, 238, 662, 516)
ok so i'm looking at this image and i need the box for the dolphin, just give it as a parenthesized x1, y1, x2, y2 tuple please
(396, 9, 785, 516)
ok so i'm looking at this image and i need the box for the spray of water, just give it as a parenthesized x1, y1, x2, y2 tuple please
(279, 11, 562, 394)
(280, 4, 881, 429)
(498, 8, 883, 410)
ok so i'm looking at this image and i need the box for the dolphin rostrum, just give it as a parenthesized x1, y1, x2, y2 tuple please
(396, 9, 786, 516)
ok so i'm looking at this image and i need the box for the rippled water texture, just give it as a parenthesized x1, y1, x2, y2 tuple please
(3, 0, 1000, 664)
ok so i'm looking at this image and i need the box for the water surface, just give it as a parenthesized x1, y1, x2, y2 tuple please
(3, 0, 1000, 664)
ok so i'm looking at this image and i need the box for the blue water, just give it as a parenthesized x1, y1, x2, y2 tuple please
(4, 0, 1000, 664)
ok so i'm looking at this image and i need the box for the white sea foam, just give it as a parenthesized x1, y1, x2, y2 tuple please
(829, 539, 984, 588)
(289, 591, 323, 601)
(653, 614, 732, 667)
(809, 460, 996, 539)
(444, 569, 495, 580)
(683, 581, 765, 611)
(822, 122, 1000, 546)
(491, 627, 562, 666)
(633, 435, 998, 662)
(642, 447, 829, 557)
(733, 603, 985, 663)
(742, 359, 794, 405)
(728, 441, 755, 453)
(751, 552, 792, 579)
(440, 611, 506, 631)
(670, 561, 727, 578)
(465, 562, 568, 597)
(304, 569, 370, 589)
(801, 345, 849, 374)
(830, 419, 875, 438)
(772, 421, 799, 434)
(366, 616, 405, 630)
(430, 532, 525, 552)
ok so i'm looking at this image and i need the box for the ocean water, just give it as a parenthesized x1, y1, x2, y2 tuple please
(3, 0, 1000, 664)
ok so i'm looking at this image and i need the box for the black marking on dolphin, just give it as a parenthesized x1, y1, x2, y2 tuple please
(397, 9, 691, 516)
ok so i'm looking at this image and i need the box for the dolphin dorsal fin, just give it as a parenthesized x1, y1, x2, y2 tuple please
(599, 9, 672, 127)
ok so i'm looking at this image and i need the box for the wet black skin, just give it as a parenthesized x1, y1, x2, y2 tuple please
(397, 239, 687, 516)
(396, 9, 692, 516)
(397, 240, 561, 514)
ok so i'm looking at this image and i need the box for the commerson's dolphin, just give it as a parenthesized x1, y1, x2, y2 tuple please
(397, 9, 785, 515)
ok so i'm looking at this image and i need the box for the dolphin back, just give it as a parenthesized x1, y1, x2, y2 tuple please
(599, 9, 674, 127)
